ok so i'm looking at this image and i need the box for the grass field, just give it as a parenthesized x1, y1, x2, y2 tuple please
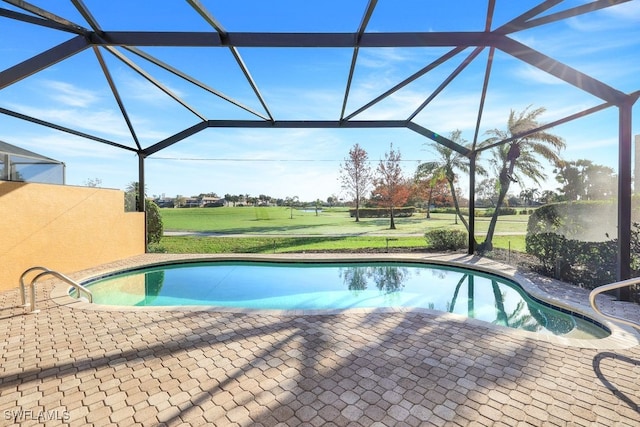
(157, 206, 528, 253)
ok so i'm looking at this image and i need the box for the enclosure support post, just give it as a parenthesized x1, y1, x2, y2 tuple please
(137, 152, 146, 213)
(468, 152, 476, 255)
(138, 152, 147, 251)
(617, 100, 633, 300)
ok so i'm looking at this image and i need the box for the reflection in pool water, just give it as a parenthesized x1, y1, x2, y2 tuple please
(83, 261, 609, 339)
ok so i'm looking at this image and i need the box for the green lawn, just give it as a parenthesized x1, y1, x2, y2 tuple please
(157, 207, 528, 253)
(155, 235, 430, 254)
(161, 206, 529, 236)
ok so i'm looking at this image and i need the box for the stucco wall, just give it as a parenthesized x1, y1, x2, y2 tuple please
(0, 181, 145, 292)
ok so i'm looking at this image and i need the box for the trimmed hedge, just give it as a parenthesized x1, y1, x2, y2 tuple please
(525, 232, 617, 287)
(349, 207, 415, 218)
(479, 207, 517, 217)
(425, 229, 467, 251)
(525, 202, 638, 291)
(430, 207, 468, 215)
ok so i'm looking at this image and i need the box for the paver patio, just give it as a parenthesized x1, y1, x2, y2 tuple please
(1, 254, 639, 426)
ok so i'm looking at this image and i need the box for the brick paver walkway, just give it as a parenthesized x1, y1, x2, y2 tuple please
(1, 254, 639, 426)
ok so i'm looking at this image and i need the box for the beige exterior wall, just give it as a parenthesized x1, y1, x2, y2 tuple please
(0, 181, 145, 292)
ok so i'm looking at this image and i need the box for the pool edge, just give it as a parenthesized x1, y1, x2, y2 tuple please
(49, 252, 640, 350)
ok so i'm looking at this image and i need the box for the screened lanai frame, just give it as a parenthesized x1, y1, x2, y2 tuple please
(0, 0, 639, 287)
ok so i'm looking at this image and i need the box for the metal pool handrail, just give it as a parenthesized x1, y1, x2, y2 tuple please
(589, 277, 640, 330)
(19, 266, 93, 313)
(19, 266, 50, 307)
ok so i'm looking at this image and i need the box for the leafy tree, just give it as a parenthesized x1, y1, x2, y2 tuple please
(198, 192, 218, 198)
(145, 199, 163, 244)
(585, 163, 616, 200)
(285, 196, 299, 219)
(414, 164, 443, 218)
(124, 181, 163, 246)
(428, 179, 453, 208)
(413, 170, 451, 218)
(84, 177, 102, 187)
(479, 106, 565, 251)
(417, 130, 481, 235)
(124, 182, 147, 212)
(554, 160, 585, 201)
(476, 178, 499, 207)
(519, 188, 539, 206)
(374, 143, 407, 229)
(258, 194, 272, 205)
(174, 195, 186, 208)
(340, 143, 373, 222)
(555, 159, 616, 201)
(539, 189, 560, 204)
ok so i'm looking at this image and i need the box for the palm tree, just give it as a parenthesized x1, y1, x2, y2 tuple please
(519, 188, 539, 206)
(479, 106, 565, 251)
(417, 130, 483, 239)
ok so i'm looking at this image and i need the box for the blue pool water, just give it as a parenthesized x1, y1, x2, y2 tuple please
(82, 261, 609, 339)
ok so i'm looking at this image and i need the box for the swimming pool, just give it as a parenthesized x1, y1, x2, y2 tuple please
(80, 260, 609, 339)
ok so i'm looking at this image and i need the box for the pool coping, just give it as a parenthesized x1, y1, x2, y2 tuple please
(48, 252, 640, 350)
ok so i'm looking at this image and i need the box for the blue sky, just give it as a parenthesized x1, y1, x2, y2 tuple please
(1, 0, 639, 201)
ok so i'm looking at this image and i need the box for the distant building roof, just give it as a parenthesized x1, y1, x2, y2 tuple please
(0, 140, 62, 163)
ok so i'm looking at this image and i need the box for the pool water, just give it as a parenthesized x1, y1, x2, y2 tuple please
(82, 261, 609, 339)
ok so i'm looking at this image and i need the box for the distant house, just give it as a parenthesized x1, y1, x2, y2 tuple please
(153, 195, 228, 208)
(0, 140, 65, 184)
(154, 197, 176, 208)
(183, 198, 200, 208)
(201, 196, 226, 207)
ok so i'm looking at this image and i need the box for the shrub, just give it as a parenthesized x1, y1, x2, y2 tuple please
(525, 232, 617, 288)
(525, 201, 627, 289)
(349, 207, 415, 218)
(147, 243, 167, 253)
(525, 232, 567, 275)
(146, 199, 164, 245)
(481, 207, 517, 217)
(431, 207, 468, 215)
(425, 229, 467, 251)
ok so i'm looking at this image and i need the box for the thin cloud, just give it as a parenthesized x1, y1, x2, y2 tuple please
(5, 132, 131, 160)
(357, 48, 426, 69)
(116, 71, 187, 105)
(154, 127, 344, 162)
(513, 65, 566, 86)
(568, 1, 640, 32)
(6, 102, 133, 140)
(604, 0, 640, 20)
(40, 80, 101, 108)
(565, 137, 618, 153)
(261, 86, 346, 120)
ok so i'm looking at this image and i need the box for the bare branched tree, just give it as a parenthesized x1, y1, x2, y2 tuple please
(340, 143, 373, 222)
